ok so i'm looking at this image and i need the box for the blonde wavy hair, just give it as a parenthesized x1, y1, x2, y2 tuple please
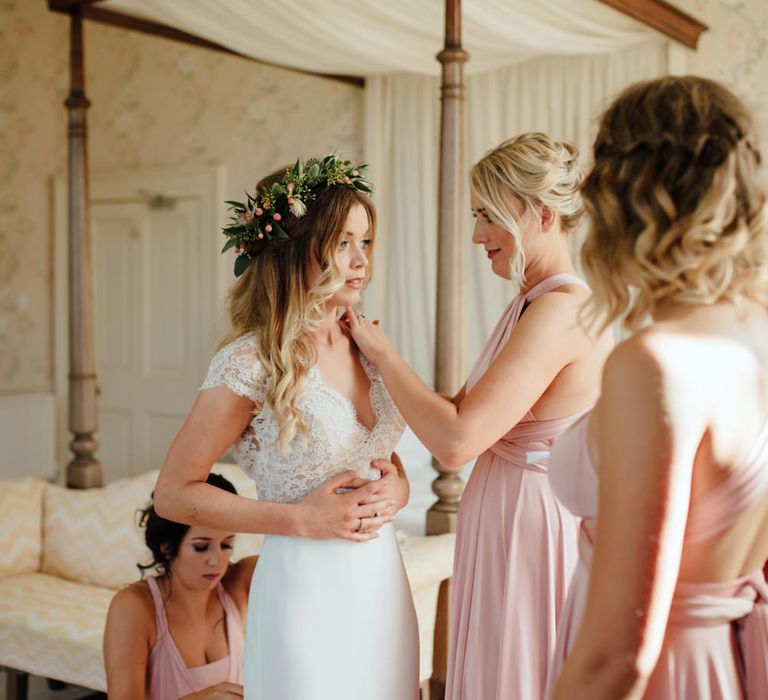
(222, 168, 376, 452)
(469, 132, 585, 285)
(581, 76, 768, 332)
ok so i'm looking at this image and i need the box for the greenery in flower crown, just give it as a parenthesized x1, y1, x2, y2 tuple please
(222, 153, 374, 276)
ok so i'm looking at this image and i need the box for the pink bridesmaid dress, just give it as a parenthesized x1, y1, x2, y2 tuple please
(446, 274, 592, 700)
(546, 412, 768, 699)
(145, 576, 244, 700)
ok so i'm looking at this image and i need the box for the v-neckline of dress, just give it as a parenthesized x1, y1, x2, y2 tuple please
(157, 580, 233, 682)
(311, 353, 379, 433)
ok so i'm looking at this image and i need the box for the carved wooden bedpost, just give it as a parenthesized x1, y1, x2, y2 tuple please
(427, 0, 468, 536)
(425, 1, 468, 695)
(65, 9, 102, 488)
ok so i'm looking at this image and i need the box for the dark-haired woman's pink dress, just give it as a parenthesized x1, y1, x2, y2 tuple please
(445, 274, 591, 700)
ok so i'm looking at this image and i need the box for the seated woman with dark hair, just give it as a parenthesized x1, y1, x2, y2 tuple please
(104, 473, 257, 700)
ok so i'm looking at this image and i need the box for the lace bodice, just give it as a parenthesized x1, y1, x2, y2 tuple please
(201, 334, 405, 504)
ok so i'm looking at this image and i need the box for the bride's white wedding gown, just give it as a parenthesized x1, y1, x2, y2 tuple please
(202, 334, 419, 700)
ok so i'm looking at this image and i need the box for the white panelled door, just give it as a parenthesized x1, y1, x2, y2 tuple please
(85, 168, 222, 481)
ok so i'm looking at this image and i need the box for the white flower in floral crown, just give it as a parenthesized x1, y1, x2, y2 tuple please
(288, 197, 307, 218)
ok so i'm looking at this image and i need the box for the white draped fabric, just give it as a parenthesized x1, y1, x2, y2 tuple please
(363, 42, 669, 383)
(101, 0, 656, 75)
(98, 1, 665, 381)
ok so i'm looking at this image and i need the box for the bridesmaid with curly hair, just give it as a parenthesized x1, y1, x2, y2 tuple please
(548, 76, 768, 699)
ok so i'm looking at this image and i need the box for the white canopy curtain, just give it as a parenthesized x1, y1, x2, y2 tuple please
(100, 0, 655, 75)
(363, 41, 669, 383)
(94, 0, 664, 382)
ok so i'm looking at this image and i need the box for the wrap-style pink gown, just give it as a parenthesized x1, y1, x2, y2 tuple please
(547, 412, 768, 699)
(446, 274, 591, 700)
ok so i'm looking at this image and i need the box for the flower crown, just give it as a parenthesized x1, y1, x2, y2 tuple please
(222, 154, 373, 276)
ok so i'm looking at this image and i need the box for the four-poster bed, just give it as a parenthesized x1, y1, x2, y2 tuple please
(49, 0, 705, 514)
(42, 1, 706, 696)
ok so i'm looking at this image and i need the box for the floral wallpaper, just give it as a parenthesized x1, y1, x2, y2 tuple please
(674, 0, 768, 140)
(2, 0, 768, 394)
(0, 0, 362, 392)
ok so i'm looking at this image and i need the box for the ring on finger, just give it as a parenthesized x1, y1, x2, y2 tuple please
(355, 517, 364, 533)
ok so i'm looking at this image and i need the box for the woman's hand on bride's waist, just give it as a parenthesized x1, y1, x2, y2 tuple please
(293, 470, 396, 542)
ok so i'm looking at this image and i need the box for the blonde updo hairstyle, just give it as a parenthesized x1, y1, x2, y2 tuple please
(581, 76, 768, 332)
(224, 168, 376, 451)
(469, 132, 585, 285)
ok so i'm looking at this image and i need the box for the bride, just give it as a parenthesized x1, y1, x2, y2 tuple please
(154, 155, 419, 699)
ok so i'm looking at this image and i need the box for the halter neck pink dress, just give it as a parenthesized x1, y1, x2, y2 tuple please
(546, 413, 768, 699)
(445, 274, 592, 700)
(145, 576, 244, 700)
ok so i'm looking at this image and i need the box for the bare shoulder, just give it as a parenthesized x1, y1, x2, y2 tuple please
(601, 332, 673, 401)
(599, 331, 702, 442)
(517, 283, 605, 356)
(107, 581, 155, 631)
(104, 580, 157, 655)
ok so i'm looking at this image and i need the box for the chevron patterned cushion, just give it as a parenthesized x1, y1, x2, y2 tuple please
(40, 465, 262, 590)
(0, 572, 113, 690)
(41, 471, 158, 589)
(0, 477, 45, 578)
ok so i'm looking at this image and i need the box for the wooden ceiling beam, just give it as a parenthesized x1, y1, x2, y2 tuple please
(597, 0, 707, 49)
(49, 0, 104, 10)
(47, 1, 364, 88)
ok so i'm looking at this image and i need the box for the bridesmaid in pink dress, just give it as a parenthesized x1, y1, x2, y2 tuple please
(548, 76, 768, 699)
(345, 133, 612, 699)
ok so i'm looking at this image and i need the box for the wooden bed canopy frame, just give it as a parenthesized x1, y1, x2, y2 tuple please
(47, 0, 706, 520)
(44, 1, 705, 692)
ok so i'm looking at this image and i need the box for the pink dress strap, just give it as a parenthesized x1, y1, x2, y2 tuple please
(145, 576, 244, 700)
(467, 273, 589, 392)
(526, 273, 590, 300)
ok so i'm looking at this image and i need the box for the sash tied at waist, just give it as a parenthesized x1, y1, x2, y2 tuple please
(487, 439, 550, 473)
(577, 527, 767, 697)
(670, 573, 768, 698)
(485, 410, 590, 473)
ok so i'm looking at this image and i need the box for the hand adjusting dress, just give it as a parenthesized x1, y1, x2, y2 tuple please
(201, 334, 419, 700)
(446, 274, 591, 700)
(547, 413, 768, 699)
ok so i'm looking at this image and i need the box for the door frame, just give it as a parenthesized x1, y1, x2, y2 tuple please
(53, 165, 228, 477)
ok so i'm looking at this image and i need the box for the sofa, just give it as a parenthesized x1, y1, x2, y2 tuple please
(0, 465, 454, 699)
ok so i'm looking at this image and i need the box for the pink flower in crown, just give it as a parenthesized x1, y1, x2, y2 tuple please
(288, 197, 295, 205)
(255, 207, 263, 216)
(343, 176, 351, 184)
(265, 224, 273, 233)
(273, 213, 282, 221)
(287, 182, 295, 195)
(352, 170, 359, 176)
(258, 233, 264, 239)
(244, 211, 254, 222)
(236, 244, 246, 254)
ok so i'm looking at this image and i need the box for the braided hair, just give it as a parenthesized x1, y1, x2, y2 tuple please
(580, 75, 767, 332)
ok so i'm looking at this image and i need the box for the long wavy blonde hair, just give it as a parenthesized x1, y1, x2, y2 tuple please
(222, 168, 376, 452)
(469, 132, 585, 286)
(581, 76, 768, 332)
